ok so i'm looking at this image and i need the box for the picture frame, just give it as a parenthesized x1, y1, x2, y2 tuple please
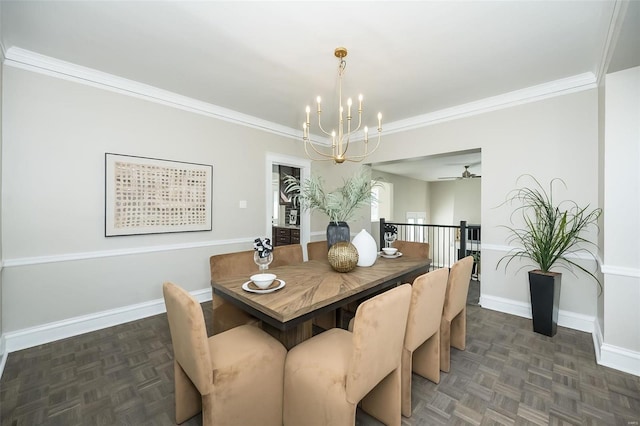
(289, 209, 298, 225)
(105, 153, 213, 236)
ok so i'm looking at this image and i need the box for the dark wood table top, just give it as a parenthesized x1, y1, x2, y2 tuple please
(211, 257, 431, 331)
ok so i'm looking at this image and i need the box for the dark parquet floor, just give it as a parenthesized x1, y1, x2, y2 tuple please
(1, 279, 638, 425)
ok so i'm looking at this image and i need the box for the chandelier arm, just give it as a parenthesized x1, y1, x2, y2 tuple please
(316, 116, 332, 136)
(304, 141, 340, 162)
(340, 139, 350, 158)
(305, 138, 337, 160)
(353, 110, 363, 132)
(345, 157, 365, 163)
(340, 131, 382, 162)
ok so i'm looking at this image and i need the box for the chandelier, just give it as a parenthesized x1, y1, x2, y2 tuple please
(303, 47, 382, 164)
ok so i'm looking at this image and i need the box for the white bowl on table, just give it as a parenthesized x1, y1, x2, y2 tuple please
(250, 273, 277, 289)
(381, 247, 398, 256)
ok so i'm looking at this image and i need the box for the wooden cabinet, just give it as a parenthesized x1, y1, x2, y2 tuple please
(291, 228, 300, 244)
(272, 226, 300, 246)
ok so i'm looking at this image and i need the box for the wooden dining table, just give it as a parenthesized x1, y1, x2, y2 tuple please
(211, 256, 431, 349)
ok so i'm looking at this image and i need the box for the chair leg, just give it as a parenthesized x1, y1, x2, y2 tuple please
(401, 348, 413, 417)
(201, 393, 216, 426)
(450, 307, 467, 350)
(174, 360, 202, 424)
(361, 367, 402, 426)
(412, 332, 441, 384)
(440, 318, 452, 373)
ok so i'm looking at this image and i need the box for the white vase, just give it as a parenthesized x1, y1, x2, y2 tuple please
(351, 229, 378, 267)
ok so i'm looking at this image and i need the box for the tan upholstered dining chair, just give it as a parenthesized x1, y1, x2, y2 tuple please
(307, 240, 328, 261)
(284, 284, 412, 426)
(209, 250, 257, 334)
(392, 240, 430, 259)
(273, 243, 304, 266)
(209, 244, 304, 334)
(401, 268, 449, 417)
(440, 255, 474, 372)
(162, 282, 287, 425)
(392, 240, 430, 284)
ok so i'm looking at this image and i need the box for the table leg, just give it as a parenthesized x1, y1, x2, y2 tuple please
(262, 320, 313, 350)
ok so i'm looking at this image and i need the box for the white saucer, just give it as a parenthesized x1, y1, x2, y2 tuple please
(379, 252, 403, 259)
(242, 279, 285, 294)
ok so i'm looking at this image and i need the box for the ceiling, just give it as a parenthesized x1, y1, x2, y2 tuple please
(2, 1, 638, 181)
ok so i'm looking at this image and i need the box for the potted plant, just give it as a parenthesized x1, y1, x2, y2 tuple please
(284, 167, 379, 248)
(497, 175, 602, 337)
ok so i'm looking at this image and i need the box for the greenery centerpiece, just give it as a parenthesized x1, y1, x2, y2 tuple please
(284, 167, 379, 247)
(497, 174, 602, 336)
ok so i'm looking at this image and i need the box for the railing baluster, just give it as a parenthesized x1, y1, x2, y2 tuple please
(377, 218, 480, 273)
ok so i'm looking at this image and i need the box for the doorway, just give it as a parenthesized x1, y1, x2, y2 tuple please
(265, 153, 311, 254)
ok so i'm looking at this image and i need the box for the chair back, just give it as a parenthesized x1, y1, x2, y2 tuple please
(443, 256, 474, 321)
(163, 282, 213, 395)
(404, 268, 449, 352)
(307, 240, 328, 261)
(272, 244, 304, 267)
(346, 284, 412, 404)
(209, 250, 256, 282)
(393, 240, 429, 259)
(210, 245, 303, 282)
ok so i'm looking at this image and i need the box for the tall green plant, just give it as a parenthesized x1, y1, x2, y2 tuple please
(283, 167, 379, 224)
(497, 175, 602, 292)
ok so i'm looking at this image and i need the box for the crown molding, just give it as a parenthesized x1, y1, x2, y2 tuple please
(383, 73, 597, 135)
(3, 47, 301, 140)
(5, 47, 598, 142)
(596, 0, 628, 84)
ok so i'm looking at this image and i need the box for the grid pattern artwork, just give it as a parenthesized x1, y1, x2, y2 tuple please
(105, 154, 212, 236)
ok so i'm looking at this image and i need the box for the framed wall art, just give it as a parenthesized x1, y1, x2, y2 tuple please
(105, 153, 213, 236)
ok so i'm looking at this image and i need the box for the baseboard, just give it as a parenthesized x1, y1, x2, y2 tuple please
(479, 294, 595, 333)
(592, 317, 640, 376)
(0, 336, 7, 380)
(2, 288, 213, 356)
(592, 317, 604, 363)
(479, 294, 531, 321)
(599, 343, 640, 376)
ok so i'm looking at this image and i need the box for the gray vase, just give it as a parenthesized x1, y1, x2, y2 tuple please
(327, 222, 350, 249)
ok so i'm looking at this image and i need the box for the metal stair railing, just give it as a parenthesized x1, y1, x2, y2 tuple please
(379, 218, 481, 276)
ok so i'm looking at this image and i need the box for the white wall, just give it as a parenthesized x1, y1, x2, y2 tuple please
(429, 179, 481, 225)
(371, 170, 429, 223)
(368, 89, 601, 322)
(1, 66, 308, 332)
(602, 66, 640, 370)
(428, 181, 455, 225)
(0, 36, 4, 358)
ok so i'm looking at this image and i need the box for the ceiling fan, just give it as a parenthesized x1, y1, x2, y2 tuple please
(439, 165, 481, 180)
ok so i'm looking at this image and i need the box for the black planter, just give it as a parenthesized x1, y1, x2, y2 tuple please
(528, 270, 561, 337)
(327, 222, 350, 249)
